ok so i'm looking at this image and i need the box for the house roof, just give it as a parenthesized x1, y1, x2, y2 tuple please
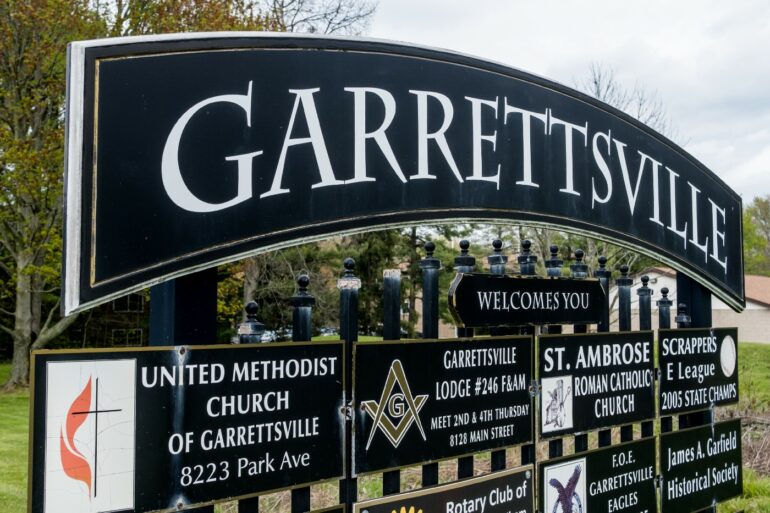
(745, 274, 770, 308)
(635, 267, 770, 308)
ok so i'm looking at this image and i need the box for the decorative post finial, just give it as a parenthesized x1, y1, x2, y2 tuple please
(237, 300, 266, 344)
(343, 257, 355, 277)
(297, 273, 310, 294)
(571, 248, 588, 279)
(545, 244, 562, 277)
(425, 240, 435, 258)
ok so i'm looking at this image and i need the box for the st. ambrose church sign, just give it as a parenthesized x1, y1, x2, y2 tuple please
(63, 33, 744, 314)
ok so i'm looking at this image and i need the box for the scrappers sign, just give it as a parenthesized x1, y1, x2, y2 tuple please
(63, 34, 743, 314)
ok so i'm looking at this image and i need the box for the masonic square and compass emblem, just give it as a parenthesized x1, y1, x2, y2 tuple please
(361, 359, 428, 449)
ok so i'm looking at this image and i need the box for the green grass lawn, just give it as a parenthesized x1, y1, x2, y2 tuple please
(0, 364, 29, 513)
(736, 343, 770, 411)
(2, 343, 770, 513)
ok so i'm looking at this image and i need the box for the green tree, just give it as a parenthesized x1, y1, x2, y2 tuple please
(744, 195, 770, 276)
(0, 0, 104, 389)
(0, 0, 278, 389)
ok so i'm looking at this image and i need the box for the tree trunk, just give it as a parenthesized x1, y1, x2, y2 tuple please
(4, 258, 80, 390)
(6, 266, 33, 390)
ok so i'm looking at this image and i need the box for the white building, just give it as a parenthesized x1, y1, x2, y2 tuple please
(616, 267, 770, 343)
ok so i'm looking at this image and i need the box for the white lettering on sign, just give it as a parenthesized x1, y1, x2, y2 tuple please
(475, 290, 590, 312)
(161, 81, 262, 212)
(575, 341, 651, 369)
(160, 84, 730, 275)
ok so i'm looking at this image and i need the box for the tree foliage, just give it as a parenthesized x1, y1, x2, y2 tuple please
(261, 0, 376, 34)
(0, 0, 104, 389)
(744, 195, 770, 276)
(0, 0, 282, 388)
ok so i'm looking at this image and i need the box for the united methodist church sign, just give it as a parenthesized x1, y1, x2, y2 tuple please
(63, 33, 744, 314)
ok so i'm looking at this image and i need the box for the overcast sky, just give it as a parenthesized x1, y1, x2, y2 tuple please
(368, 0, 770, 203)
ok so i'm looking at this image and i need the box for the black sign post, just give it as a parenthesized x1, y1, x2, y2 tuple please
(64, 35, 744, 316)
(538, 438, 657, 513)
(660, 419, 743, 513)
(538, 331, 655, 438)
(354, 465, 534, 513)
(29, 342, 344, 513)
(353, 337, 533, 474)
(448, 274, 605, 327)
(658, 327, 739, 415)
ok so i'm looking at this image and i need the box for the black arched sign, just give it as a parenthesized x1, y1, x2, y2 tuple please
(64, 34, 744, 315)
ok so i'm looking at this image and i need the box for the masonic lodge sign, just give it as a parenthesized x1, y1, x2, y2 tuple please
(64, 33, 744, 314)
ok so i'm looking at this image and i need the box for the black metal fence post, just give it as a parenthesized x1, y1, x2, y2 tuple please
(421, 242, 440, 339)
(617, 264, 632, 332)
(454, 241, 475, 480)
(234, 299, 264, 513)
(636, 276, 654, 439)
(488, 239, 512, 341)
(382, 268, 402, 494)
(676, 303, 691, 329)
(658, 287, 674, 434)
(674, 302, 694, 433)
(150, 269, 217, 513)
(545, 245, 564, 458)
(518, 239, 537, 276)
(638, 276, 652, 331)
(570, 249, 591, 452)
(594, 256, 612, 333)
(237, 301, 265, 345)
(338, 259, 360, 507)
(658, 287, 672, 331)
(290, 275, 315, 513)
(455, 240, 476, 340)
(383, 270, 402, 341)
(486, 239, 511, 471)
(571, 249, 589, 334)
(291, 274, 314, 342)
(616, 264, 634, 442)
(518, 240, 537, 467)
(488, 239, 508, 275)
(675, 282, 716, 513)
(593, 258, 612, 447)
(420, 242, 440, 486)
(545, 245, 563, 336)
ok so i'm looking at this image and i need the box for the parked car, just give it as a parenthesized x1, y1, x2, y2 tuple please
(260, 330, 277, 343)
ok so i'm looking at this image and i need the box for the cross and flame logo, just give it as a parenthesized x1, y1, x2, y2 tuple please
(58, 376, 123, 499)
(44, 360, 135, 513)
(59, 377, 93, 495)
